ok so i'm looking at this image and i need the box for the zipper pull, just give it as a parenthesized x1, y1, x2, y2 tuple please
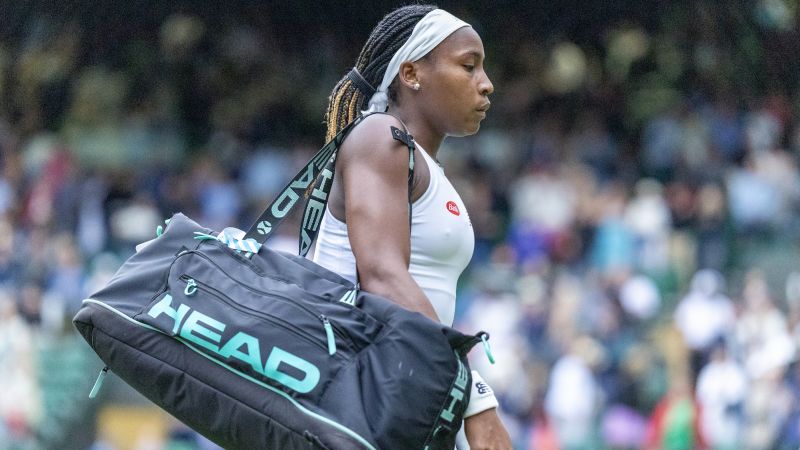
(89, 366, 109, 399)
(156, 218, 172, 237)
(184, 278, 198, 296)
(480, 333, 495, 364)
(320, 315, 336, 356)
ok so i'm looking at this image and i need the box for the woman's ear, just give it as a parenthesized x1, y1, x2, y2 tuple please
(398, 61, 421, 91)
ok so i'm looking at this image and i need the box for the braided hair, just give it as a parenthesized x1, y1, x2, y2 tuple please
(325, 4, 437, 141)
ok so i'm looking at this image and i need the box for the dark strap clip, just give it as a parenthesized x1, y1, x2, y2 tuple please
(390, 126, 415, 149)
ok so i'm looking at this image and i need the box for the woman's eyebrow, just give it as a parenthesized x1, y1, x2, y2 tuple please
(456, 50, 483, 60)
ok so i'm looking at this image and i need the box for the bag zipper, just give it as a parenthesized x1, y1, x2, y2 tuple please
(320, 315, 336, 355)
(179, 275, 340, 357)
(175, 251, 352, 349)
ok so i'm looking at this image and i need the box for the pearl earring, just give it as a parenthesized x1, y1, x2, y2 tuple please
(412, 82, 420, 91)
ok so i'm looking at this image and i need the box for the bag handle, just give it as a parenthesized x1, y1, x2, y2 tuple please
(243, 113, 416, 257)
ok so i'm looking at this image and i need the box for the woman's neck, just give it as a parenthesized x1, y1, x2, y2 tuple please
(387, 106, 444, 159)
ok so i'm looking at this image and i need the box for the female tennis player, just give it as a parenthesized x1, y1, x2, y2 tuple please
(313, 5, 512, 449)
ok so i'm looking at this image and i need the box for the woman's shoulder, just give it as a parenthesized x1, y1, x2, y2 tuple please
(340, 113, 410, 159)
(355, 112, 408, 134)
(337, 113, 430, 202)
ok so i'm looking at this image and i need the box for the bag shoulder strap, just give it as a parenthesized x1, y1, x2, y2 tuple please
(297, 112, 415, 257)
(243, 112, 415, 258)
(242, 117, 358, 245)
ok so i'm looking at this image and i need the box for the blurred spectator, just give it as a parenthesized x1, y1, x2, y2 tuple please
(192, 156, 243, 231)
(736, 270, 795, 379)
(694, 182, 729, 271)
(588, 183, 636, 280)
(644, 373, 707, 450)
(108, 194, 163, 249)
(726, 154, 782, 232)
(461, 245, 531, 398)
(623, 178, 671, 273)
(509, 163, 577, 268)
(0, 288, 43, 443)
(695, 340, 746, 450)
(545, 335, 605, 450)
(45, 233, 86, 315)
(744, 105, 783, 154)
(641, 107, 683, 181)
(736, 270, 796, 449)
(705, 98, 743, 163)
(673, 269, 735, 380)
(564, 111, 618, 181)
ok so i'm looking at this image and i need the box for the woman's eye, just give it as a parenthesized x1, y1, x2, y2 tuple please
(463, 65, 475, 72)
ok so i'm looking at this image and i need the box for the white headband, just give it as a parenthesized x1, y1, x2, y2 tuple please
(363, 9, 470, 114)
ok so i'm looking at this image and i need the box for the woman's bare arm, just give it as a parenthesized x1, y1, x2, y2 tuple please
(337, 114, 439, 322)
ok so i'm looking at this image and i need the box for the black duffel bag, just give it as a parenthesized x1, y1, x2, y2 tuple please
(73, 115, 488, 450)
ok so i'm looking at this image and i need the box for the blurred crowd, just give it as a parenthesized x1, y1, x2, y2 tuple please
(1, 1, 800, 449)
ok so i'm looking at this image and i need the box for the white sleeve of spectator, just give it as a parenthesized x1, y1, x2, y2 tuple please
(463, 370, 499, 418)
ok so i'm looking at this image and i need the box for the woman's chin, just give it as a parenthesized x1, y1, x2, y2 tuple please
(448, 118, 484, 137)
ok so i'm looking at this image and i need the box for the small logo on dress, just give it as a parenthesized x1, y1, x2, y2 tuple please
(446, 201, 460, 216)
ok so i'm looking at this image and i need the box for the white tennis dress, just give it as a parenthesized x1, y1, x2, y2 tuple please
(313, 143, 474, 326)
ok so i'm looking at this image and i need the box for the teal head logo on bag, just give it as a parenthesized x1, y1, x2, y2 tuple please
(147, 294, 320, 394)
